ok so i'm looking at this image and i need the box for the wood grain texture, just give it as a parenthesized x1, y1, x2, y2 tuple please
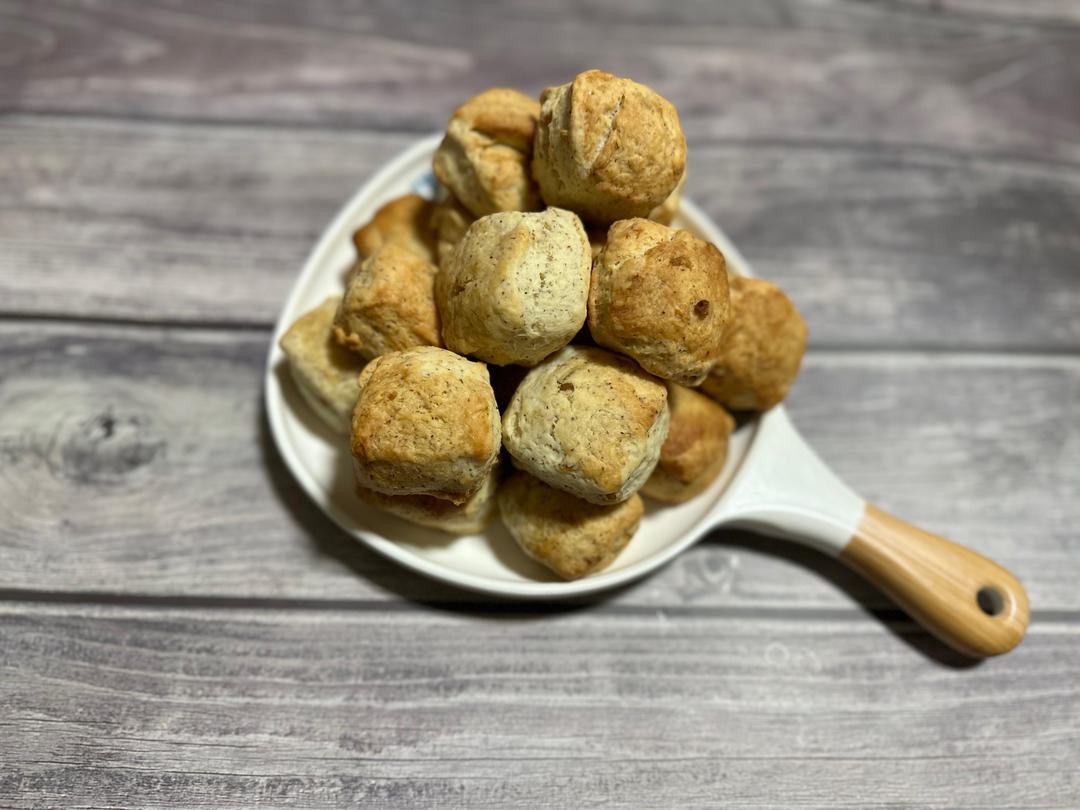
(3, 117, 1080, 348)
(1, 603, 1078, 810)
(1, 322, 1077, 610)
(3, 0, 1080, 161)
(843, 504, 1030, 657)
(2, 2, 1078, 803)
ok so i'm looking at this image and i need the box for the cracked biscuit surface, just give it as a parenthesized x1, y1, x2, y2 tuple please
(351, 194, 438, 264)
(332, 243, 442, 361)
(498, 470, 643, 580)
(438, 208, 591, 367)
(532, 70, 686, 223)
(350, 346, 500, 504)
(700, 276, 807, 411)
(501, 345, 669, 505)
(356, 463, 501, 535)
(589, 218, 729, 386)
(433, 88, 543, 217)
(279, 296, 368, 434)
(641, 383, 735, 503)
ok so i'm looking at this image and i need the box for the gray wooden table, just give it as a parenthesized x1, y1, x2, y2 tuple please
(2, 2, 1079, 807)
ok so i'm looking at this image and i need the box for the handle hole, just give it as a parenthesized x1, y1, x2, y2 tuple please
(977, 586, 1006, 617)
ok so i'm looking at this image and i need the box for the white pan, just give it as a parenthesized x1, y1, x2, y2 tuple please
(265, 136, 1029, 658)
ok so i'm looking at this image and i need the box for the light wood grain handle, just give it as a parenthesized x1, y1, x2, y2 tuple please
(840, 505, 1029, 658)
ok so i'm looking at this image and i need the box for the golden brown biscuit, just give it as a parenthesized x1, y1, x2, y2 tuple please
(498, 470, 643, 580)
(356, 463, 500, 535)
(648, 171, 685, 226)
(438, 208, 591, 367)
(532, 70, 686, 223)
(432, 88, 543, 217)
(332, 243, 441, 360)
(278, 297, 368, 434)
(429, 191, 475, 272)
(588, 218, 730, 386)
(700, 276, 807, 411)
(350, 347, 501, 504)
(501, 345, 669, 505)
(352, 194, 437, 264)
(641, 384, 735, 503)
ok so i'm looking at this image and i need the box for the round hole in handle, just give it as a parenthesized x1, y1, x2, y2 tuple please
(977, 586, 1006, 617)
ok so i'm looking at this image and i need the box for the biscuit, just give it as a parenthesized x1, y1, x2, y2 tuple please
(357, 462, 500, 535)
(532, 70, 686, 223)
(588, 218, 730, 386)
(432, 88, 543, 217)
(352, 194, 438, 264)
(648, 171, 685, 226)
(332, 243, 442, 360)
(501, 345, 669, 504)
(438, 208, 591, 367)
(429, 191, 475, 272)
(350, 346, 501, 504)
(641, 384, 735, 503)
(498, 470, 643, 580)
(700, 276, 807, 411)
(278, 297, 368, 434)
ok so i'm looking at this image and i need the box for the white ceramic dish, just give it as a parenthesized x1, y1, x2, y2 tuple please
(265, 136, 1028, 657)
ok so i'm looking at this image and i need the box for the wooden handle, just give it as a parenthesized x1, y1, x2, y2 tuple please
(840, 505, 1029, 658)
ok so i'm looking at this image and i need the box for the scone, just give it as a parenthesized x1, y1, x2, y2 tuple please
(429, 190, 475, 272)
(357, 463, 500, 535)
(332, 243, 441, 360)
(438, 208, 591, 367)
(498, 470, 643, 580)
(432, 88, 543, 217)
(641, 384, 735, 504)
(351, 194, 438, 265)
(501, 345, 669, 504)
(649, 171, 685, 226)
(278, 297, 368, 434)
(700, 276, 807, 411)
(532, 70, 686, 223)
(588, 218, 730, 386)
(350, 346, 501, 504)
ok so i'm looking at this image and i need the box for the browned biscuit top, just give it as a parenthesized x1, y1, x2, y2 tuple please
(352, 194, 438, 264)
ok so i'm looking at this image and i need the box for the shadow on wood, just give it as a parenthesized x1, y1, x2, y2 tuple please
(700, 528, 984, 669)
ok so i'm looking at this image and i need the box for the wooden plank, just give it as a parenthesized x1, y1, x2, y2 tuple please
(0, 603, 1077, 809)
(1, 322, 1077, 610)
(3, 0, 1079, 160)
(4, 118, 1079, 349)
(892, 0, 1080, 23)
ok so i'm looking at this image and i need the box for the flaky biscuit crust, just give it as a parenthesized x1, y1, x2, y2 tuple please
(501, 345, 669, 504)
(351, 194, 438, 264)
(589, 218, 730, 386)
(532, 70, 686, 223)
(648, 171, 685, 226)
(332, 243, 442, 361)
(699, 276, 807, 411)
(429, 191, 475, 272)
(350, 347, 500, 503)
(432, 88, 543, 217)
(498, 471, 642, 579)
(356, 462, 501, 535)
(641, 383, 735, 503)
(438, 208, 591, 367)
(279, 296, 368, 434)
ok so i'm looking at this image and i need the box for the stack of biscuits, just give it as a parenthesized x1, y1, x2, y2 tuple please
(280, 70, 808, 580)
